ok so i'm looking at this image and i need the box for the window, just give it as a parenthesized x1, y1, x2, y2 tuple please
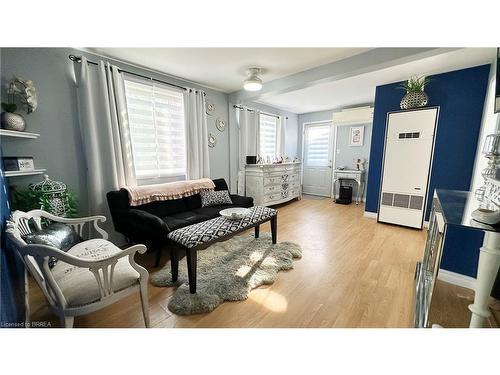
(123, 77, 186, 180)
(304, 124, 330, 166)
(259, 113, 278, 157)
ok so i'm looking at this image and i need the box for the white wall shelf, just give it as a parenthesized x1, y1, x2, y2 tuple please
(0, 129, 40, 139)
(4, 169, 47, 178)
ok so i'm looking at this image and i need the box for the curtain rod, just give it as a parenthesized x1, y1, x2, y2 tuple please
(69, 54, 204, 94)
(233, 105, 288, 120)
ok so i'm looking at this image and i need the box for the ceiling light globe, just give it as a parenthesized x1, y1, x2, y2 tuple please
(243, 79, 262, 91)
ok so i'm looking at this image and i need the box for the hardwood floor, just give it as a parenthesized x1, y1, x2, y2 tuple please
(27, 196, 494, 328)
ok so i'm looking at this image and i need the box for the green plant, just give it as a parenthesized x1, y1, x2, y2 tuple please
(10, 187, 79, 218)
(1, 102, 17, 113)
(398, 75, 431, 92)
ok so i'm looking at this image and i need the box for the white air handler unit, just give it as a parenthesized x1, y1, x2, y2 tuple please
(377, 107, 439, 229)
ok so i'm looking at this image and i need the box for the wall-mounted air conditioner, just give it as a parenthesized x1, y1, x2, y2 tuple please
(332, 106, 374, 125)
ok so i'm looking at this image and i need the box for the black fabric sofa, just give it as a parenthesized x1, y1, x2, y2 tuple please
(106, 178, 253, 265)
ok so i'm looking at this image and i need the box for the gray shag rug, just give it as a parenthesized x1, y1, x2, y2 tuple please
(150, 233, 302, 315)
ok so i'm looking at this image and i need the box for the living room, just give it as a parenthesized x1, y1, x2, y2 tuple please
(1, 2, 500, 374)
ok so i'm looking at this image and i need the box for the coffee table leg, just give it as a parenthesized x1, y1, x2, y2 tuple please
(271, 215, 277, 244)
(170, 246, 179, 282)
(255, 225, 260, 238)
(186, 248, 197, 294)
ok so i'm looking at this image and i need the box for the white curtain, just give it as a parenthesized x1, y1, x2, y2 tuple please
(237, 107, 260, 194)
(74, 57, 135, 240)
(185, 89, 210, 180)
(277, 115, 287, 156)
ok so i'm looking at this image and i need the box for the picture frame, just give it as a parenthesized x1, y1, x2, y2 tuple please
(2, 156, 35, 171)
(349, 126, 364, 147)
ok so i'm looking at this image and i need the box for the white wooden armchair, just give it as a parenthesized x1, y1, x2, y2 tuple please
(5, 209, 150, 328)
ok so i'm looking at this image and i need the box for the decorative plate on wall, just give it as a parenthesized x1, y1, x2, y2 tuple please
(206, 102, 216, 115)
(208, 133, 217, 148)
(215, 118, 226, 132)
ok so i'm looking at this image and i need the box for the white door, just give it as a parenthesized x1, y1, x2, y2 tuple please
(302, 122, 333, 196)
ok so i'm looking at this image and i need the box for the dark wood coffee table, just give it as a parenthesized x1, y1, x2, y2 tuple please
(167, 206, 277, 293)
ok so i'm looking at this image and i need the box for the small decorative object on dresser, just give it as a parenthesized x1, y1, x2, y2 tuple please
(245, 162, 302, 206)
(398, 75, 430, 110)
(1, 76, 38, 132)
(475, 133, 500, 202)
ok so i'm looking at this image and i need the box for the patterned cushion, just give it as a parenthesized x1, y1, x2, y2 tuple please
(200, 190, 233, 207)
(51, 239, 140, 307)
(23, 223, 83, 268)
(168, 206, 277, 249)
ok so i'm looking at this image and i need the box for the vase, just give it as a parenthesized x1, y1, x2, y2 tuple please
(400, 91, 429, 110)
(1, 112, 26, 132)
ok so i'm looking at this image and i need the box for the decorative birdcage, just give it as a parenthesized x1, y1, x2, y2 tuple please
(29, 174, 70, 217)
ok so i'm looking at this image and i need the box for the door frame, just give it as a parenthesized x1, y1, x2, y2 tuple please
(301, 120, 335, 197)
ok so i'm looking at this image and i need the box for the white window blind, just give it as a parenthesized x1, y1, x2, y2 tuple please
(123, 78, 186, 180)
(259, 114, 278, 157)
(304, 124, 330, 166)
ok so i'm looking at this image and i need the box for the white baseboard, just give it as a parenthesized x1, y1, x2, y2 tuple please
(363, 211, 377, 219)
(438, 269, 476, 290)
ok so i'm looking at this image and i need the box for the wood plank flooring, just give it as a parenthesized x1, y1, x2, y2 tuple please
(27, 196, 494, 328)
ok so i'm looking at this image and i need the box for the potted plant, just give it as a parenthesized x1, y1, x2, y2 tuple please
(1, 76, 38, 131)
(398, 75, 431, 110)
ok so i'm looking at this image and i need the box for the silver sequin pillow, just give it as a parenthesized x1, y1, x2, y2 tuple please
(200, 190, 233, 207)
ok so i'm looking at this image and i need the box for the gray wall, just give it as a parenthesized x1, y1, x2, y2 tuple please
(0, 47, 230, 215)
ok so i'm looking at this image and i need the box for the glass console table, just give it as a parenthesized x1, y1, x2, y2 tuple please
(415, 188, 500, 328)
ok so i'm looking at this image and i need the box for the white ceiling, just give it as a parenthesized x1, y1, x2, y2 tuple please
(256, 48, 496, 114)
(86, 48, 372, 93)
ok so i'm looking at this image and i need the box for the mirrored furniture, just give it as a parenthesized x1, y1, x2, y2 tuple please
(415, 184, 500, 328)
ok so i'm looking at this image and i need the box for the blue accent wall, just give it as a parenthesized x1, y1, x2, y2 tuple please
(0, 150, 26, 327)
(365, 64, 491, 278)
(440, 227, 484, 278)
(366, 64, 491, 217)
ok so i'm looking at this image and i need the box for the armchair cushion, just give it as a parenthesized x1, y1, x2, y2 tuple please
(51, 239, 140, 307)
(23, 223, 83, 268)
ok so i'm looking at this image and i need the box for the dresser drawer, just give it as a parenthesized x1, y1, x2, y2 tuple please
(264, 184, 281, 194)
(264, 176, 282, 186)
(264, 193, 280, 203)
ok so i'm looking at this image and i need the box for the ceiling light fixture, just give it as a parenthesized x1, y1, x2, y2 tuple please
(243, 67, 263, 91)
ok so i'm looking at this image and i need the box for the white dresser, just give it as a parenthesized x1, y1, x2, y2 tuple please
(245, 162, 302, 206)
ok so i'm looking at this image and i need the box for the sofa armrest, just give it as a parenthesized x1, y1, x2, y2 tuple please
(230, 194, 254, 208)
(119, 209, 169, 244)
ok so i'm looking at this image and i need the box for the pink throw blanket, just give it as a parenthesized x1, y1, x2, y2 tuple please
(124, 178, 215, 206)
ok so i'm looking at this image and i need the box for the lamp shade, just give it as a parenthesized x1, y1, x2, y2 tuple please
(243, 68, 263, 91)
